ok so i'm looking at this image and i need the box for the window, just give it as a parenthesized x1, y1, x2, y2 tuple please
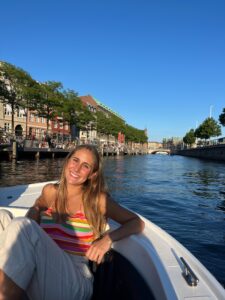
(30, 113, 35, 122)
(18, 109, 25, 118)
(4, 123, 10, 131)
(4, 105, 11, 116)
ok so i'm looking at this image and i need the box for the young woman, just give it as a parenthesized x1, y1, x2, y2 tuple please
(0, 144, 145, 300)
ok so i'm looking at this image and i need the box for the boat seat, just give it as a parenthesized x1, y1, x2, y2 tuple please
(90, 249, 155, 300)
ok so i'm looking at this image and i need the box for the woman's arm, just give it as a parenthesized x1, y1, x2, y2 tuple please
(104, 195, 145, 241)
(26, 197, 44, 223)
(86, 194, 145, 263)
(26, 183, 56, 223)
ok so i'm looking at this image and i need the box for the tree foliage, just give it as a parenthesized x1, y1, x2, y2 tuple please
(35, 81, 65, 132)
(219, 108, 225, 127)
(96, 111, 126, 137)
(96, 111, 147, 143)
(110, 115, 126, 137)
(0, 61, 39, 132)
(60, 90, 81, 128)
(195, 117, 221, 140)
(96, 111, 109, 135)
(124, 124, 147, 143)
(183, 129, 195, 146)
(76, 101, 95, 131)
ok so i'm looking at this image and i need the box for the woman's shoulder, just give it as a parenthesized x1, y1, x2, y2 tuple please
(42, 182, 58, 194)
(39, 183, 58, 207)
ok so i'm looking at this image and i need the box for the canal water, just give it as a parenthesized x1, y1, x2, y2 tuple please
(0, 154, 225, 287)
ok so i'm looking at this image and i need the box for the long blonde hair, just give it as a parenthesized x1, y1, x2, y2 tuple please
(56, 144, 107, 238)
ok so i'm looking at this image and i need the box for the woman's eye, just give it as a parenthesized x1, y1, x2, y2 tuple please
(83, 164, 90, 170)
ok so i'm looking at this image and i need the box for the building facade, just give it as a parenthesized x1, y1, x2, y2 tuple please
(94, 97, 125, 145)
(79, 95, 98, 143)
(0, 102, 26, 136)
(26, 110, 47, 139)
(50, 116, 70, 142)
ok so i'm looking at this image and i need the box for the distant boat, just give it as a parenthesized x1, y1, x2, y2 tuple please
(0, 182, 224, 300)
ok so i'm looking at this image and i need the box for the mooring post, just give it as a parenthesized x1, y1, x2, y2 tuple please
(12, 141, 17, 160)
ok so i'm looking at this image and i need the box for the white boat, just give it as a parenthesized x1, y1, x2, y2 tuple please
(0, 182, 224, 300)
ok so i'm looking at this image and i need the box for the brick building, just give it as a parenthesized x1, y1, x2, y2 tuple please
(79, 95, 98, 143)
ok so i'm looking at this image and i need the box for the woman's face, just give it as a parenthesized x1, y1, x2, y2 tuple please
(65, 149, 96, 186)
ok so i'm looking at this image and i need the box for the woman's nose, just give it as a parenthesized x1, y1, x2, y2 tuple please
(74, 163, 81, 172)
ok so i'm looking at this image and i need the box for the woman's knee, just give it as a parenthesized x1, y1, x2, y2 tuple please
(0, 209, 14, 232)
(0, 209, 14, 220)
(3, 217, 41, 247)
(9, 217, 38, 234)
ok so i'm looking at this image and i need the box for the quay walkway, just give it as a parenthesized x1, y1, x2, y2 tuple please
(0, 141, 149, 160)
(176, 144, 225, 162)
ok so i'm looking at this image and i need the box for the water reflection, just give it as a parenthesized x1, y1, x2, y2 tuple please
(217, 200, 225, 213)
(184, 168, 225, 201)
(185, 169, 225, 212)
(0, 158, 64, 187)
(103, 156, 125, 181)
(184, 171, 220, 189)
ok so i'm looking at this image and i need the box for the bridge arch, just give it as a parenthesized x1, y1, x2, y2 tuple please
(149, 149, 170, 155)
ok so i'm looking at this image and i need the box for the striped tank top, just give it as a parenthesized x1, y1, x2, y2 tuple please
(40, 207, 94, 256)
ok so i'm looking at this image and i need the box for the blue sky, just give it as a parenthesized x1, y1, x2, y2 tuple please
(1, 0, 224, 142)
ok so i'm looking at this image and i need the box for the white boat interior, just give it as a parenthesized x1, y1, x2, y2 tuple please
(0, 182, 224, 300)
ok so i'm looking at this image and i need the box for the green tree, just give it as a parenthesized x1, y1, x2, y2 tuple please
(124, 124, 147, 143)
(0, 61, 38, 134)
(60, 89, 81, 132)
(219, 108, 225, 127)
(110, 114, 126, 138)
(183, 129, 196, 146)
(96, 111, 110, 135)
(61, 91, 96, 139)
(76, 101, 95, 131)
(35, 81, 64, 133)
(96, 111, 128, 141)
(195, 117, 221, 140)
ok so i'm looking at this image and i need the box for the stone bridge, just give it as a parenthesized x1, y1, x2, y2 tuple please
(148, 148, 171, 154)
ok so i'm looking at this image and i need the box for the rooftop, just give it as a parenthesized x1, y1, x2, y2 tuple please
(94, 97, 124, 120)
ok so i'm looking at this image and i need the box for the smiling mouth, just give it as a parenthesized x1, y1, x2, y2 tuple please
(70, 171, 79, 178)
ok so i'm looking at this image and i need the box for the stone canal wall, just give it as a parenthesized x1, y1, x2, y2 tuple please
(176, 144, 225, 161)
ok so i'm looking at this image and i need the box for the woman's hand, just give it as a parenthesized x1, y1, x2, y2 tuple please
(26, 205, 41, 223)
(85, 234, 112, 264)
